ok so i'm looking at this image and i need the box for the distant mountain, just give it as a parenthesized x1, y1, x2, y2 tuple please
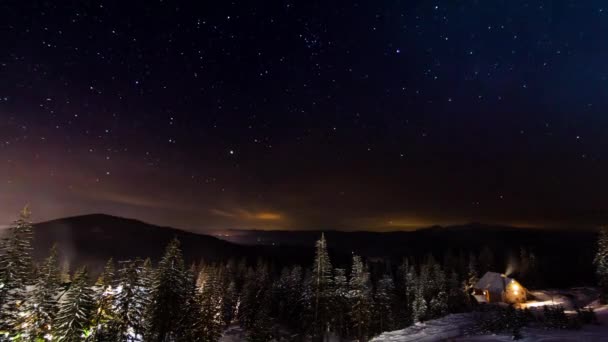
(210, 224, 599, 287)
(29, 214, 599, 287)
(31, 214, 253, 275)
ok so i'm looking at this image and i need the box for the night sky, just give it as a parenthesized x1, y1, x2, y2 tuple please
(2, 1, 608, 231)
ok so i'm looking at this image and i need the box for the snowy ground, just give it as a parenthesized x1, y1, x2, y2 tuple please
(372, 288, 608, 342)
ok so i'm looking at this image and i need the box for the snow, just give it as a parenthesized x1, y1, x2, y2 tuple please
(373, 288, 608, 342)
(371, 313, 476, 341)
(219, 325, 246, 342)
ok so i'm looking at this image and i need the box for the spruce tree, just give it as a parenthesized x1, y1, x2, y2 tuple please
(348, 255, 372, 341)
(53, 267, 95, 342)
(19, 245, 62, 341)
(0, 207, 35, 335)
(145, 238, 188, 341)
(333, 268, 350, 337)
(179, 266, 207, 342)
(246, 287, 273, 342)
(110, 259, 151, 341)
(197, 265, 224, 341)
(310, 233, 334, 341)
(595, 226, 608, 302)
(373, 274, 396, 334)
(412, 274, 427, 322)
(90, 258, 117, 340)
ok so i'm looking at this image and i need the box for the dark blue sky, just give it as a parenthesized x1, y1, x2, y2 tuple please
(1, 1, 607, 231)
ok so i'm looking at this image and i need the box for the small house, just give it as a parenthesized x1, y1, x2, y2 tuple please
(472, 271, 526, 304)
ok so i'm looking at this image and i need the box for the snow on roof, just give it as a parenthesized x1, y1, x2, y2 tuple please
(474, 272, 515, 292)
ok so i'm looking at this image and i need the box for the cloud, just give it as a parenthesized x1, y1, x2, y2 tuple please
(210, 207, 284, 223)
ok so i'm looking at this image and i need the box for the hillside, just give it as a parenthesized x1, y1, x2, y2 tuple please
(31, 214, 250, 274)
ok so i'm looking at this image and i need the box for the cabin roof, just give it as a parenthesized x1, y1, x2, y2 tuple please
(474, 271, 517, 292)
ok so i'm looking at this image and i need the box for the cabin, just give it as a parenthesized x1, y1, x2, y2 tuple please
(472, 271, 527, 304)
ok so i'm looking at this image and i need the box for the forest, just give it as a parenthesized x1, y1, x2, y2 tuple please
(1, 208, 606, 342)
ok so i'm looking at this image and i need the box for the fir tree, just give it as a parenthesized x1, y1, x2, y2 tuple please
(110, 259, 151, 341)
(179, 266, 207, 342)
(246, 287, 273, 342)
(428, 261, 448, 319)
(373, 274, 396, 334)
(348, 255, 372, 341)
(595, 227, 608, 302)
(145, 238, 188, 342)
(197, 265, 224, 341)
(463, 252, 479, 307)
(0, 207, 35, 335)
(53, 267, 95, 342)
(90, 258, 117, 340)
(333, 268, 350, 337)
(310, 233, 334, 341)
(412, 275, 427, 322)
(18, 245, 62, 341)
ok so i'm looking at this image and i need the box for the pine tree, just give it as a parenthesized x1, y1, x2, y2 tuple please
(179, 265, 207, 342)
(401, 260, 417, 326)
(222, 279, 238, 327)
(145, 238, 188, 341)
(246, 287, 273, 342)
(348, 255, 372, 341)
(53, 267, 95, 342)
(197, 265, 224, 341)
(333, 268, 350, 337)
(90, 258, 117, 340)
(0, 207, 35, 335)
(373, 274, 396, 334)
(428, 261, 448, 319)
(18, 245, 62, 341)
(110, 259, 151, 341)
(412, 274, 427, 322)
(595, 227, 608, 303)
(463, 253, 479, 307)
(310, 233, 334, 341)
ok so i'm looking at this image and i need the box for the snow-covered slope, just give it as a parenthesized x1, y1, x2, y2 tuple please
(371, 313, 475, 341)
(373, 288, 608, 342)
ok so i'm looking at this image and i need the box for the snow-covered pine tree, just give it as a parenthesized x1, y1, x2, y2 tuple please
(90, 258, 117, 340)
(246, 287, 273, 342)
(412, 271, 427, 322)
(53, 267, 95, 342)
(332, 268, 350, 337)
(144, 238, 188, 341)
(373, 274, 396, 334)
(197, 265, 224, 341)
(412, 277, 428, 322)
(110, 259, 151, 341)
(310, 233, 334, 341)
(595, 226, 608, 302)
(428, 261, 448, 319)
(0, 207, 35, 336)
(222, 279, 238, 327)
(275, 267, 292, 323)
(348, 254, 372, 341)
(463, 252, 479, 306)
(400, 259, 417, 326)
(178, 265, 207, 342)
(18, 245, 62, 341)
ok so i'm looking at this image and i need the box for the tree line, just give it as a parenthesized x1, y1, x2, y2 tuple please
(0, 208, 550, 341)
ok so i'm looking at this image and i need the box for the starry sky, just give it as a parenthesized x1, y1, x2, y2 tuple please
(1, 1, 608, 231)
